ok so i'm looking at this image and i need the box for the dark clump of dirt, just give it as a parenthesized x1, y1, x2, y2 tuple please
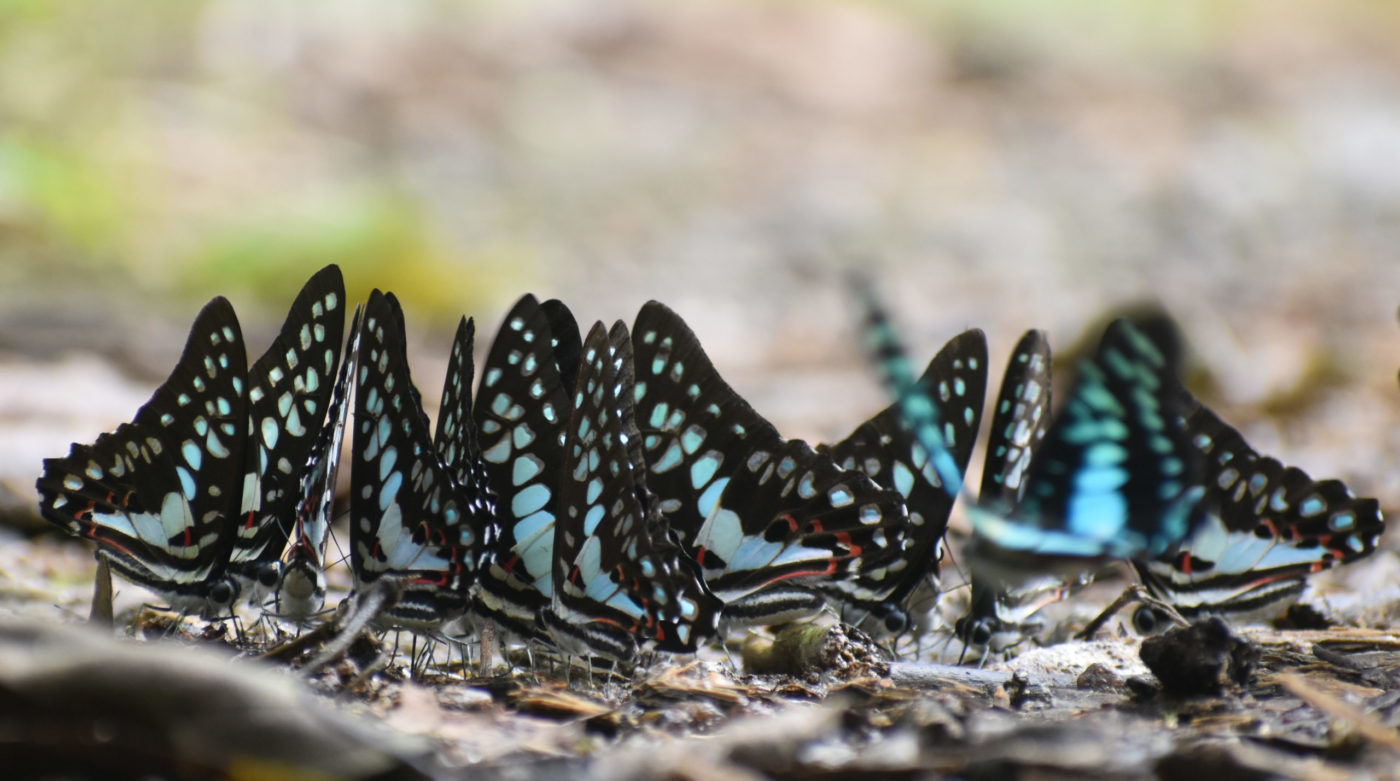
(1140, 618, 1259, 696)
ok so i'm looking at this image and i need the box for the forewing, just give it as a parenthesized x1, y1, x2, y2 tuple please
(820, 328, 987, 625)
(37, 297, 249, 597)
(541, 298, 583, 394)
(276, 305, 361, 619)
(980, 330, 1052, 506)
(473, 295, 571, 607)
(634, 301, 909, 609)
(234, 265, 347, 569)
(998, 315, 1202, 561)
(349, 290, 478, 628)
(552, 321, 721, 655)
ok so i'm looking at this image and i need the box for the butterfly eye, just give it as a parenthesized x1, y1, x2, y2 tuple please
(1131, 605, 1165, 635)
(209, 580, 237, 607)
(255, 563, 280, 589)
(969, 620, 993, 646)
(882, 610, 908, 635)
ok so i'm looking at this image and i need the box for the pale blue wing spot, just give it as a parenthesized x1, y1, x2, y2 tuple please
(512, 483, 551, 517)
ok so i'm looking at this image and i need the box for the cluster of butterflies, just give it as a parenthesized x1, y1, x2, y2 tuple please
(37, 265, 1387, 665)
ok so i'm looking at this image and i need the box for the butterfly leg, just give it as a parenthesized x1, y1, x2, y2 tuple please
(157, 607, 189, 640)
(1075, 584, 1187, 641)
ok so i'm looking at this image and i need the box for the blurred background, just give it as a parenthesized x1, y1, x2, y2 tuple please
(3, 0, 1399, 547)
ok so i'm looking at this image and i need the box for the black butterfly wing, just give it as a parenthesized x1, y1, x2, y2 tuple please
(819, 328, 988, 633)
(471, 295, 572, 637)
(632, 301, 909, 616)
(1132, 399, 1384, 619)
(275, 305, 361, 621)
(435, 317, 485, 485)
(541, 298, 582, 395)
(631, 301, 783, 548)
(546, 321, 721, 658)
(349, 290, 482, 630)
(956, 330, 1055, 648)
(970, 315, 1203, 572)
(980, 330, 1052, 506)
(229, 265, 347, 598)
(37, 298, 249, 614)
(433, 313, 499, 543)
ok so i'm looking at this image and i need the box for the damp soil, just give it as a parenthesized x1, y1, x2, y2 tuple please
(3, 534, 1400, 780)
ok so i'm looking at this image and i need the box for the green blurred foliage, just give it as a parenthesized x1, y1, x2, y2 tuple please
(1, 0, 1397, 324)
(0, 0, 516, 321)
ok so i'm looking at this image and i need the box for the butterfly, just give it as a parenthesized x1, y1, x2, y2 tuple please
(273, 306, 361, 622)
(952, 329, 1058, 654)
(541, 320, 722, 659)
(857, 286, 1205, 592)
(38, 298, 250, 619)
(470, 295, 577, 642)
(37, 267, 352, 619)
(226, 265, 349, 606)
(348, 290, 497, 632)
(818, 329, 988, 637)
(630, 301, 911, 628)
(1129, 396, 1384, 630)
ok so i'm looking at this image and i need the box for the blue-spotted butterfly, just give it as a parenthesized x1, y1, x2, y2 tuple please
(470, 295, 576, 642)
(953, 329, 1058, 654)
(38, 298, 250, 619)
(38, 266, 351, 619)
(349, 290, 496, 632)
(226, 266, 348, 606)
(541, 320, 722, 659)
(630, 301, 910, 628)
(1129, 397, 1384, 629)
(858, 287, 1205, 590)
(273, 306, 361, 622)
(818, 329, 988, 637)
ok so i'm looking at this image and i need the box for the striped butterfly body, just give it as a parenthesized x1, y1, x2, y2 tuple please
(857, 288, 1204, 590)
(227, 265, 348, 606)
(631, 302, 910, 628)
(1130, 398, 1384, 629)
(349, 290, 496, 632)
(542, 321, 721, 659)
(274, 306, 361, 622)
(37, 299, 250, 619)
(471, 295, 576, 642)
(818, 329, 989, 637)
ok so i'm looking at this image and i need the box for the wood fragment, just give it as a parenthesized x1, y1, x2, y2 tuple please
(1278, 671, 1400, 757)
(88, 557, 112, 626)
